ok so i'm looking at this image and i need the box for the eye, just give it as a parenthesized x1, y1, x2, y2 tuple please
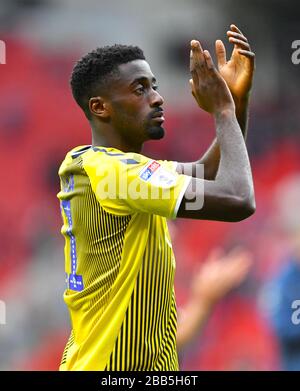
(134, 84, 158, 95)
(134, 86, 145, 95)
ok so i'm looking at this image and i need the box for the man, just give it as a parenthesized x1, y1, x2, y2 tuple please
(57, 24, 255, 370)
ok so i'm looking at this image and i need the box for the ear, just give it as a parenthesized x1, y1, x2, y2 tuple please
(89, 96, 111, 119)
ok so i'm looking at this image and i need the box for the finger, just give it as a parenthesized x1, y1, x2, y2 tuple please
(237, 49, 255, 59)
(190, 39, 205, 69)
(228, 37, 250, 50)
(227, 31, 248, 43)
(215, 39, 226, 68)
(206, 247, 224, 263)
(226, 250, 253, 268)
(231, 252, 253, 267)
(230, 24, 244, 35)
(231, 256, 253, 277)
(189, 48, 200, 85)
(203, 50, 214, 70)
(225, 246, 251, 260)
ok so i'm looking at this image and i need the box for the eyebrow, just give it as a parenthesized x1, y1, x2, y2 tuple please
(129, 76, 157, 86)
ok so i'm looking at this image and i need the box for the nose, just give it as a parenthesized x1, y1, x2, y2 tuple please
(149, 89, 164, 107)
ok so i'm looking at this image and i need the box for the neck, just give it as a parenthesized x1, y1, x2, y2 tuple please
(91, 123, 143, 153)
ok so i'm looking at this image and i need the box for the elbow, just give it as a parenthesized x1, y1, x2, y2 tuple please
(247, 194, 256, 216)
(231, 193, 256, 222)
(238, 198, 256, 221)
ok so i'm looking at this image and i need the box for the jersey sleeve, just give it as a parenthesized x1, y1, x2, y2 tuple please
(83, 151, 191, 219)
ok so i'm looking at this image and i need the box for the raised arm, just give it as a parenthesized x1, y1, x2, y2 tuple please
(177, 40, 255, 222)
(177, 25, 255, 180)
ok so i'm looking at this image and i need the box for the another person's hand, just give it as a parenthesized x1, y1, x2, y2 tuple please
(189, 40, 234, 114)
(177, 247, 252, 351)
(190, 247, 252, 306)
(216, 24, 255, 102)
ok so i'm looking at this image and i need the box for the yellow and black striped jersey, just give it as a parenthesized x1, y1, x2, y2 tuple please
(57, 145, 191, 371)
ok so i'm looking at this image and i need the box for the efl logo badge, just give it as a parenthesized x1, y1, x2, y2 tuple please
(140, 160, 161, 181)
(139, 160, 177, 188)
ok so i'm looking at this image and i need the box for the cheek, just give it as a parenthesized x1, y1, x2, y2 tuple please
(127, 105, 147, 122)
(112, 97, 147, 119)
(111, 106, 143, 131)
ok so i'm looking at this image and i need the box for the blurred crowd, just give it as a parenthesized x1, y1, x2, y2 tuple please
(0, 0, 300, 371)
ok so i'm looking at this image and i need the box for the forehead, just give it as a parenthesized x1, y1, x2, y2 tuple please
(116, 59, 156, 85)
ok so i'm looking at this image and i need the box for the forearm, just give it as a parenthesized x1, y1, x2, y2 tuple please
(199, 96, 250, 180)
(214, 108, 253, 195)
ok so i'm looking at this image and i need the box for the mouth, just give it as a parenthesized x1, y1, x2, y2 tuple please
(151, 110, 165, 124)
(152, 117, 165, 124)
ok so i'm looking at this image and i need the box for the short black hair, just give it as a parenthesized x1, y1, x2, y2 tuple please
(70, 44, 145, 118)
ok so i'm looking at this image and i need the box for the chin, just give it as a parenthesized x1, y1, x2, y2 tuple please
(147, 125, 165, 140)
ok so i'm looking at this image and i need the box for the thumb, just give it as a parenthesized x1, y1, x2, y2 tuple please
(189, 79, 196, 98)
